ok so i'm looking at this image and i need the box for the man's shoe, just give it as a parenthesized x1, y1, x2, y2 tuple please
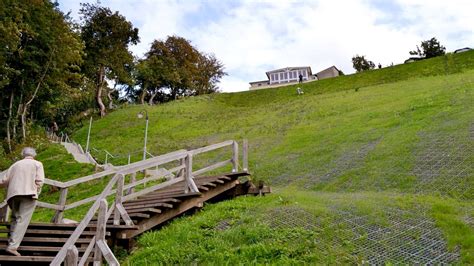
(5, 247, 21, 256)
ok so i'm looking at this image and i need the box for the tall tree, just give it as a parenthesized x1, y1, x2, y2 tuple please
(80, 3, 139, 116)
(352, 55, 375, 72)
(0, 0, 84, 149)
(136, 36, 226, 104)
(409, 37, 446, 59)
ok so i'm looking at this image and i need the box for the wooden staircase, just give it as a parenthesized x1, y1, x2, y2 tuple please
(0, 140, 270, 265)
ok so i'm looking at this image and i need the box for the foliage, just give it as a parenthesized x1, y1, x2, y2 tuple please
(351, 55, 375, 72)
(410, 37, 446, 59)
(134, 36, 226, 104)
(79, 3, 139, 116)
(0, 0, 84, 152)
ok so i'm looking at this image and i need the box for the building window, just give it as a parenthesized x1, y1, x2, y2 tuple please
(284, 72, 288, 79)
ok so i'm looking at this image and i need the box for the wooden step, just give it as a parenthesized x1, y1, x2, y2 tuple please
(0, 229, 109, 236)
(124, 202, 173, 210)
(0, 255, 54, 262)
(0, 245, 87, 253)
(124, 198, 181, 205)
(0, 237, 91, 244)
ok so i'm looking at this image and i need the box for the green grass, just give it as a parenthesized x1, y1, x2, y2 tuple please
(31, 51, 474, 263)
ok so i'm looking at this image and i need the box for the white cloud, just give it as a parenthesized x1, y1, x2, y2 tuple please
(58, 0, 474, 92)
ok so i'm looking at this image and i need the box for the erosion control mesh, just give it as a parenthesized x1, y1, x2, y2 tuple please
(262, 205, 460, 264)
(412, 132, 474, 199)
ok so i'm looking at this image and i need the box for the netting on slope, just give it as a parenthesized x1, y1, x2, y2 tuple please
(261, 205, 460, 264)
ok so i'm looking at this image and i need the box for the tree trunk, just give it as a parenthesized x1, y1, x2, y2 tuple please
(96, 65, 106, 117)
(139, 84, 147, 105)
(21, 52, 53, 140)
(13, 92, 23, 140)
(107, 89, 114, 109)
(148, 90, 158, 105)
(6, 90, 14, 152)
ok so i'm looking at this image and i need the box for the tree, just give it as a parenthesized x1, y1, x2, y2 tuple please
(80, 3, 139, 116)
(0, 0, 84, 150)
(409, 37, 446, 59)
(352, 55, 375, 72)
(135, 36, 226, 104)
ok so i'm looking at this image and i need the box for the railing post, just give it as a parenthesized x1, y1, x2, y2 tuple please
(52, 187, 68, 223)
(105, 153, 108, 165)
(232, 141, 239, 173)
(128, 153, 131, 165)
(243, 139, 249, 172)
(185, 153, 199, 193)
(94, 199, 107, 265)
(114, 174, 124, 225)
(65, 245, 78, 266)
(127, 172, 136, 195)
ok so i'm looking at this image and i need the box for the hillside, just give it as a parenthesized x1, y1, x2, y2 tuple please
(42, 51, 474, 263)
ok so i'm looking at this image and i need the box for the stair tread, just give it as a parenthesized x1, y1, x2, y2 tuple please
(0, 255, 54, 262)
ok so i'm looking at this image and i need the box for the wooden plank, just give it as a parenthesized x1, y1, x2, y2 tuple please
(114, 174, 124, 225)
(51, 174, 119, 265)
(78, 236, 95, 266)
(232, 141, 239, 172)
(128, 213, 150, 219)
(124, 202, 173, 210)
(62, 169, 116, 188)
(37, 201, 63, 211)
(130, 192, 201, 203)
(97, 239, 119, 266)
(193, 159, 232, 176)
(52, 187, 68, 223)
(0, 237, 91, 243)
(65, 245, 79, 266)
(0, 245, 87, 252)
(122, 177, 185, 202)
(126, 208, 161, 214)
(0, 255, 54, 262)
(189, 140, 233, 155)
(115, 203, 134, 226)
(243, 139, 249, 172)
(0, 229, 109, 236)
(94, 199, 107, 265)
(44, 178, 65, 188)
(185, 153, 199, 193)
(116, 150, 187, 176)
(123, 198, 181, 205)
(118, 179, 240, 239)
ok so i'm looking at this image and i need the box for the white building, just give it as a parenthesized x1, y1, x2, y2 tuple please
(250, 66, 315, 89)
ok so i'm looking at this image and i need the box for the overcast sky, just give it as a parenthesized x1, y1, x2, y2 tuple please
(58, 0, 474, 92)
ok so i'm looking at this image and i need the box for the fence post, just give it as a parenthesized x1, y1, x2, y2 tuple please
(128, 153, 131, 165)
(243, 139, 249, 172)
(105, 153, 108, 165)
(114, 174, 124, 225)
(232, 141, 239, 173)
(65, 245, 79, 266)
(127, 173, 136, 195)
(94, 199, 107, 265)
(185, 153, 199, 193)
(52, 187, 68, 223)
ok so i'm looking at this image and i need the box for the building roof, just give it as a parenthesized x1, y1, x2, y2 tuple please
(265, 66, 312, 79)
(454, 47, 472, 53)
(249, 79, 269, 85)
(316, 65, 339, 76)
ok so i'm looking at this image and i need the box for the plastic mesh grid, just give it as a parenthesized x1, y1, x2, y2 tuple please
(411, 132, 473, 199)
(261, 205, 460, 264)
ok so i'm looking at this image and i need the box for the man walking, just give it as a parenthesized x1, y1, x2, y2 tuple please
(0, 147, 44, 256)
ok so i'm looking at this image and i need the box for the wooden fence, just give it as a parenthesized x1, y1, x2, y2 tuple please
(44, 139, 248, 265)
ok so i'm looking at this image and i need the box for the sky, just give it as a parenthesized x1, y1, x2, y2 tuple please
(57, 0, 474, 92)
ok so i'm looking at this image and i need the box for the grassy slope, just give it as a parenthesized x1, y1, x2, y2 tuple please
(62, 51, 474, 263)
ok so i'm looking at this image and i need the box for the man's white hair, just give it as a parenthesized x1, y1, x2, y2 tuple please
(22, 147, 37, 158)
